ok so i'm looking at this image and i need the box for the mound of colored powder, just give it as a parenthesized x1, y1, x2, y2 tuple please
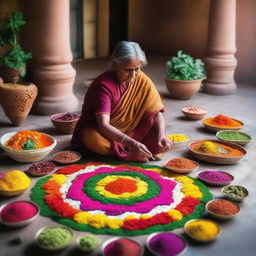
(1, 201, 38, 223)
(198, 170, 233, 183)
(218, 131, 250, 141)
(148, 232, 186, 256)
(104, 238, 142, 256)
(78, 234, 100, 252)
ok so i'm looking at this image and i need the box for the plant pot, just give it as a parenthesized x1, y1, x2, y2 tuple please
(0, 66, 25, 83)
(165, 78, 203, 100)
(0, 82, 38, 126)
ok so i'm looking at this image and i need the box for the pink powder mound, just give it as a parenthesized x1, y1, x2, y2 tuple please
(1, 201, 38, 223)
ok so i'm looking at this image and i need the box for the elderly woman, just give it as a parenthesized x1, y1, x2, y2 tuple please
(71, 41, 172, 162)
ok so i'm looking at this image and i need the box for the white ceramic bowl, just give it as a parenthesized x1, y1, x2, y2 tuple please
(35, 225, 74, 251)
(0, 132, 57, 163)
(221, 185, 249, 202)
(0, 200, 39, 227)
(205, 199, 240, 220)
(167, 134, 190, 150)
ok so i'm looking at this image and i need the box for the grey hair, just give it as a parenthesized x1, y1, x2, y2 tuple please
(110, 41, 148, 67)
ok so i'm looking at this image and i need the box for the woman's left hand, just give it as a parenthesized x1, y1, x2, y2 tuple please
(158, 136, 173, 153)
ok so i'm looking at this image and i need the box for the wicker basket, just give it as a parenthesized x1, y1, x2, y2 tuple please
(0, 132, 57, 163)
(51, 113, 80, 134)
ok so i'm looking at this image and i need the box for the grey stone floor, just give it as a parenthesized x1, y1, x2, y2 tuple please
(0, 56, 255, 256)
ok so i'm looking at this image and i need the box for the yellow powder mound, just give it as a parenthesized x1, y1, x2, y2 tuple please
(0, 170, 31, 191)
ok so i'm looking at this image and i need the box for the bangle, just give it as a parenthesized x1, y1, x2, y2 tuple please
(120, 135, 127, 144)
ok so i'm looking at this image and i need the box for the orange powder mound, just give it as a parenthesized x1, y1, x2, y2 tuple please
(205, 115, 242, 127)
(105, 178, 137, 195)
(191, 141, 245, 157)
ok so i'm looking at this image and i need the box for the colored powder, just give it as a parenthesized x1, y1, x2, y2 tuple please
(104, 238, 142, 256)
(0, 170, 31, 191)
(78, 234, 100, 252)
(184, 106, 207, 114)
(193, 141, 244, 157)
(218, 131, 250, 141)
(4, 130, 52, 150)
(207, 199, 239, 215)
(167, 134, 188, 142)
(37, 227, 73, 249)
(1, 201, 38, 223)
(186, 220, 219, 240)
(198, 170, 232, 183)
(53, 151, 81, 163)
(149, 232, 186, 256)
(105, 178, 137, 194)
(28, 161, 56, 176)
(55, 112, 80, 121)
(166, 158, 197, 169)
(223, 185, 248, 200)
(205, 114, 241, 127)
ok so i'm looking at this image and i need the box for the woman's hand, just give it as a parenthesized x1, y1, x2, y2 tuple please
(158, 136, 173, 153)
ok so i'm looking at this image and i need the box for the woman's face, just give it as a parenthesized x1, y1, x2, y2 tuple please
(115, 59, 142, 83)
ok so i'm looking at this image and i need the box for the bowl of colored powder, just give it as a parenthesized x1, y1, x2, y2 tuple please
(216, 130, 251, 146)
(203, 114, 244, 132)
(35, 225, 73, 251)
(27, 161, 56, 176)
(166, 134, 189, 150)
(51, 112, 81, 134)
(188, 139, 247, 164)
(197, 169, 234, 186)
(165, 157, 199, 174)
(221, 185, 249, 202)
(0, 200, 39, 227)
(0, 170, 31, 196)
(147, 232, 187, 256)
(52, 150, 82, 164)
(102, 237, 144, 256)
(206, 199, 240, 220)
(76, 234, 100, 252)
(0, 131, 57, 163)
(184, 219, 221, 242)
(182, 106, 208, 120)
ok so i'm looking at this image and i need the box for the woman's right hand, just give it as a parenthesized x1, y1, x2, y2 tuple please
(124, 137, 153, 159)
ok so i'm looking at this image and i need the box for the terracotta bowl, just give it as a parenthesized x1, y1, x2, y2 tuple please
(51, 112, 80, 134)
(0, 132, 57, 163)
(164, 158, 199, 174)
(221, 185, 249, 202)
(182, 107, 208, 120)
(216, 130, 251, 146)
(188, 139, 246, 164)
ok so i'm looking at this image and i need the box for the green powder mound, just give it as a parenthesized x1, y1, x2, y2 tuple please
(37, 227, 73, 248)
(218, 131, 250, 141)
(78, 235, 100, 251)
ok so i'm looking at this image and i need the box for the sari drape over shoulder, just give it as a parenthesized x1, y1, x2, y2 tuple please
(71, 70, 164, 160)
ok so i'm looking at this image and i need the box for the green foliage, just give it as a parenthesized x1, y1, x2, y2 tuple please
(165, 50, 206, 81)
(0, 11, 32, 70)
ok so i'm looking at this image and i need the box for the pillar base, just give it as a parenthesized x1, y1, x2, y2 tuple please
(203, 80, 236, 95)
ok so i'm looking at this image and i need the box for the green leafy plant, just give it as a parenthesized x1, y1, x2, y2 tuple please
(0, 11, 32, 71)
(165, 50, 206, 80)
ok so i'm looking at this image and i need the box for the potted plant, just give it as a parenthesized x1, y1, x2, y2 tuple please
(0, 11, 37, 126)
(0, 11, 32, 82)
(165, 50, 206, 100)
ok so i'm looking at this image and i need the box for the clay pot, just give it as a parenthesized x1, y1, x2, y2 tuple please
(0, 66, 26, 83)
(165, 78, 203, 100)
(0, 82, 38, 126)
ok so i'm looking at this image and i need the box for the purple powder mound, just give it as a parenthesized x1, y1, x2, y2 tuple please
(55, 113, 80, 121)
(198, 170, 233, 183)
(148, 232, 186, 256)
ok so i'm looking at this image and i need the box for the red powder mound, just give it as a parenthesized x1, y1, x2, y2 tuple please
(1, 201, 38, 223)
(104, 238, 142, 256)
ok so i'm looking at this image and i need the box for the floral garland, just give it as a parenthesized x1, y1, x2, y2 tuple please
(31, 162, 212, 236)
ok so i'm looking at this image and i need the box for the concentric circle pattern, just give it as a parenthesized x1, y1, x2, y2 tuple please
(31, 162, 212, 235)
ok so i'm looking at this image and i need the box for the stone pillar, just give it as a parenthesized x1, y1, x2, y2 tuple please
(203, 0, 237, 95)
(22, 0, 78, 114)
